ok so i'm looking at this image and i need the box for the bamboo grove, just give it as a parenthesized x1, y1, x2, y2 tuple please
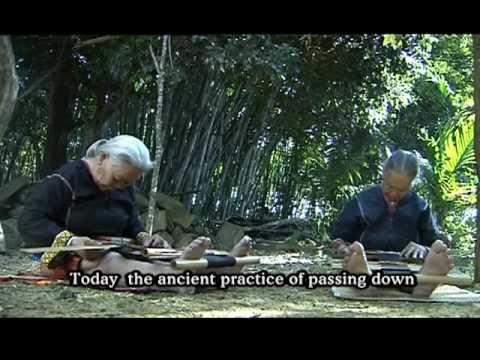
(0, 35, 477, 247)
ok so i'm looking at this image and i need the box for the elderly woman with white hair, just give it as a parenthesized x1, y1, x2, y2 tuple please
(18, 135, 251, 293)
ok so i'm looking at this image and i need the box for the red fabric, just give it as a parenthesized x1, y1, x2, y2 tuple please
(0, 254, 82, 287)
(387, 202, 397, 216)
(383, 193, 397, 215)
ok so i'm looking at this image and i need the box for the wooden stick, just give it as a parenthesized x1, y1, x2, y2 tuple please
(415, 274, 473, 288)
(330, 259, 422, 272)
(73, 35, 124, 49)
(172, 256, 260, 270)
(95, 236, 133, 243)
(18, 68, 55, 101)
(0, 275, 52, 281)
(143, 248, 229, 257)
(204, 250, 230, 256)
(20, 244, 120, 253)
(148, 255, 182, 261)
(329, 260, 472, 287)
(95, 236, 145, 250)
(143, 248, 182, 256)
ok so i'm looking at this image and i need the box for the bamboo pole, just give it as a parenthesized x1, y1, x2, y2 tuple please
(146, 36, 169, 234)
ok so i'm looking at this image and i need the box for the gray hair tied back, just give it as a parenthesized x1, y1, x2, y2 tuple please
(85, 139, 108, 159)
(84, 135, 154, 173)
(383, 149, 419, 180)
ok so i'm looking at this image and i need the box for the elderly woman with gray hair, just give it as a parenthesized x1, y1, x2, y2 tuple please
(18, 135, 251, 293)
(331, 150, 455, 297)
(332, 150, 449, 259)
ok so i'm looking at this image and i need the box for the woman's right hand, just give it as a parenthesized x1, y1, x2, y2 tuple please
(400, 241, 429, 260)
(332, 238, 351, 256)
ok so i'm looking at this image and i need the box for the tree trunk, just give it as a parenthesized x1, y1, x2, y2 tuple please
(146, 36, 169, 235)
(84, 81, 110, 147)
(4, 138, 24, 183)
(473, 34, 480, 283)
(42, 40, 75, 176)
(0, 36, 19, 143)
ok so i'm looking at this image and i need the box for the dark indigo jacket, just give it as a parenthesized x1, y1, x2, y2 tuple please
(18, 160, 144, 247)
(332, 185, 440, 251)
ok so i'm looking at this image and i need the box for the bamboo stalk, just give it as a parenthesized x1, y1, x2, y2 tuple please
(146, 35, 169, 235)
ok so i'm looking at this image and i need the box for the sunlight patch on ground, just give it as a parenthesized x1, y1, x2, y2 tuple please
(192, 308, 285, 318)
(259, 252, 325, 266)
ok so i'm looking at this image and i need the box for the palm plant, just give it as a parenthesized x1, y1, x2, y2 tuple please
(418, 112, 476, 222)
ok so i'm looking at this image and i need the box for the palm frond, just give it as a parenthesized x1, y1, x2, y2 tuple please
(420, 112, 476, 218)
(443, 115, 475, 175)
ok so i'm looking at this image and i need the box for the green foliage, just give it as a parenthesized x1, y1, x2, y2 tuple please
(419, 113, 476, 218)
(444, 211, 476, 257)
(415, 112, 476, 252)
(383, 34, 404, 50)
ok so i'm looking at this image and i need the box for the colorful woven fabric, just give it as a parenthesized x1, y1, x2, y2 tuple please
(40, 230, 75, 267)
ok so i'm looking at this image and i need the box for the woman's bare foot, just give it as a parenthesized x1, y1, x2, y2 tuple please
(180, 237, 210, 260)
(342, 242, 372, 275)
(230, 236, 252, 258)
(412, 240, 454, 297)
(220, 236, 253, 274)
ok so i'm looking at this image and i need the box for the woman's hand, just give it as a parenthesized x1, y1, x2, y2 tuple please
(136, 232, 172, 248)
(332, 238, 351, 256)
(400, 241, 429, 260)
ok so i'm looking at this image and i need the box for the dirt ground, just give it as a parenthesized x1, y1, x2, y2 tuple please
(2, 246, 480, 318)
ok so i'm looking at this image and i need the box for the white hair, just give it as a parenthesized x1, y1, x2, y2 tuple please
(85, 135, 154, 173)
